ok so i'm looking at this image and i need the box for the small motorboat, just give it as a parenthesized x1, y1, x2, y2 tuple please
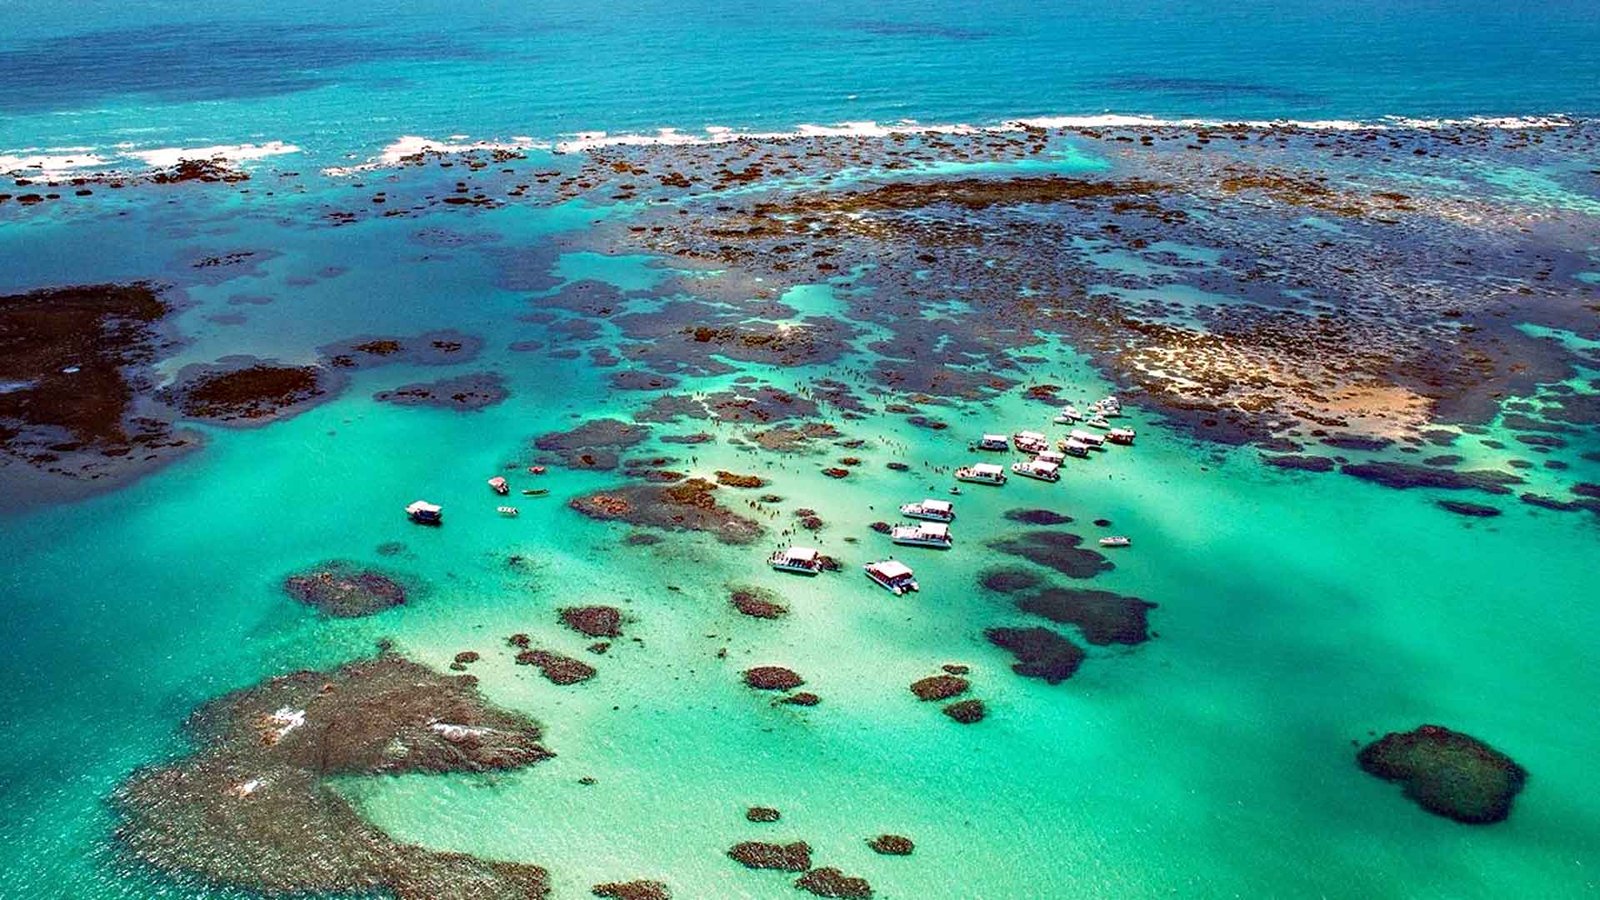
(1084, 416, 1112, 430)
(954, 463, 1008, 485)
(890, 521, 953, 549)
(406, 500, 443, 525)
(1099, 536, 1132, 548)
(497, 506, 520, 517)
(770, 546, 825, 575)
(488, 476, 509, 495)
(864, 559, 919, 595)
(1053, 404, 1082, 424)
(900, 499, 955, 522)
(528, 465, 547, 475)
(521, 488, 549, 496)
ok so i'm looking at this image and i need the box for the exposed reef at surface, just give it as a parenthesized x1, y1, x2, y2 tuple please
(283, 561, 410, 617)
(112, 652, 552, 898)
(569, 477, 765, 544)
(374, 372, 508, 411)
(161, 355, 345, 426)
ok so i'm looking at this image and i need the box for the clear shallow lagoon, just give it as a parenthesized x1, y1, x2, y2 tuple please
(2, 3, 1599, 898)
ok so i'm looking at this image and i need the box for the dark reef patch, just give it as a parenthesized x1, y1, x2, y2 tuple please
(283, 561, 409, 617)
(988, 531, 1114, 579)
(0, 282, 197, 500)
(1015, 587, 1157, 646)
(746, 806, 781, 823)
(795, 867, 873, 898)
(984, 627, 1086, 684)
(730, 585, 788, 619)
(569, 478, 765, 544)
(727, 841, 811, 872)
(943, 699, 986, 724)
(559, 605, 623, 638)
(744, 666, 804, 691)
(515, 649, 597, 685)
(978, 566, 1045, 594)
(112, 652, 552, 898)
(374, 371, 508, 411)
(318, 329, 485, 369)
(1356, 725, 1527, 824)
(1436, 500, 1501, 518)
(866, 834, 914, 856)
(1003, 508, 1073, 526)
(1340, 461, 1523, 495)
(592, 880, 671, 900)
(162, 356, 345, 426)
(534, 418, 650, 470)
(1262, 454, 1336, 473)
(909, 674, 970, 701)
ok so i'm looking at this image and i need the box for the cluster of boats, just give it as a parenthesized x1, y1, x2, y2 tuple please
(961, 397, 1135, 485)
(403, 472, 555, 524)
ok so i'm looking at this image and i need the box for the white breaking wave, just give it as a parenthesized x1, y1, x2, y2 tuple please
(322, 134, 545, 176)
(1, 140, 301, 178)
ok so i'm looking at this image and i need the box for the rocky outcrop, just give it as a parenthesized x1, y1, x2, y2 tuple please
(1356, 725, 1527, 824)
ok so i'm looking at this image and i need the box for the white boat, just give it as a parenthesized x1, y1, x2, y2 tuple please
(1059, 438, 1090, 458)
(954, 463, 1007, 485)
(1099, 536, 1132, 548)
(1069, 429, 1105, 448)
(890, 521, 953, 549)
(497, 505, 519, 517)
(1053, 404, 1082, 424)
(864, 559, 919, 595)
(1094, 396, 1123, 417)
(769, 546, 825, 575)
(973, 434, 1009, 451)
(1012, 430, 1049, 454)
(406, 500, 443, 525)
(1107, 428, 1136, 445)
(1034, 449, 1066, 465)
(1011, 459, 1061, 482)
(1084, 416, 1111, 429)
(488, 476, 509, 495)
(900, 499, 955, 522)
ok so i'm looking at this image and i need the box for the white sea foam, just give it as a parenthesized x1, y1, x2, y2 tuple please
(126, 140, 301, 169)
(0, 151, 111, 177)
(323, 134, 546, 175)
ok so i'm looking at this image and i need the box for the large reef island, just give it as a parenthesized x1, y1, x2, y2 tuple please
(113, 651, 554, 898)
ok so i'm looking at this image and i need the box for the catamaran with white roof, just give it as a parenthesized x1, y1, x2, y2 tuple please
(406, 500, 443, 525)
(1012, 430, 1049, 454)
(1059, 438, 1090, 458)
(973, 434, 1009, 451)
(890, 521, 953, 549)
(1011, 458, 1062, 482)
(864, 559, 920, 595)
(900, 498, 955, 522)
(769, 546, 825, 575)
(954, 462, 1007, 485)
(1107, 427, 1136, 445)
(1069, 428, 1105, 447)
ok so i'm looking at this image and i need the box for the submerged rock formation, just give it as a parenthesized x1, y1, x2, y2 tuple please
(592, 880, 671, 900)
(910, 674, 970, 701)
(984, 627, 1086, 684)
(374, 371, 509, 411)
(744, 666, 804, 691)
(727, 841, 812, 871)
(282, 561, 410, 617)
(988, 531, 1114, 579)
(943, 699, 986, 724)
(1356, 725, 1528, 824)
(560, 605, 624, 638)
(569, 478, 765, 544)
(795, 867, 873, 898)
(730, 585, 788, 619)
(866, 834, 914, 855)
(515, 649, 597, 685)
(161, 355, 345, 425)
(112, 652, 553, 898)
(534, 418, 650, 470)
(1015, 587, 1157, 646)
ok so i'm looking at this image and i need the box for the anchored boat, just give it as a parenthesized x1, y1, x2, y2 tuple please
(1059, 438, 1090, 458)
(1099, 536, 1132, 548)
(1069, 428, 1105, 448)
(406, 500, 443, 525)
(488, 476, 509, 495)
(1011, 459, 1062, 482)
(890, 521, 953, 549)
(1107, 427, 1136, 445)
(900, 498, 955, 522)
(770, 546, 825, 575)
(1053, 404, 1082, 424)
(864, 559, 919, 595)
(972, 434, 1010, 451)
(1012, 430, 1049, 454)
(954, 463, 1008, 485)
(497, 506, 519, 517)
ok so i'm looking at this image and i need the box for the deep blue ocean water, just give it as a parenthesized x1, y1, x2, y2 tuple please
(3, 0, 1599, 164)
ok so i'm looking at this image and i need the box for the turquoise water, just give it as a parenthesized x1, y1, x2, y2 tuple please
(4, 3, 1600, 898)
